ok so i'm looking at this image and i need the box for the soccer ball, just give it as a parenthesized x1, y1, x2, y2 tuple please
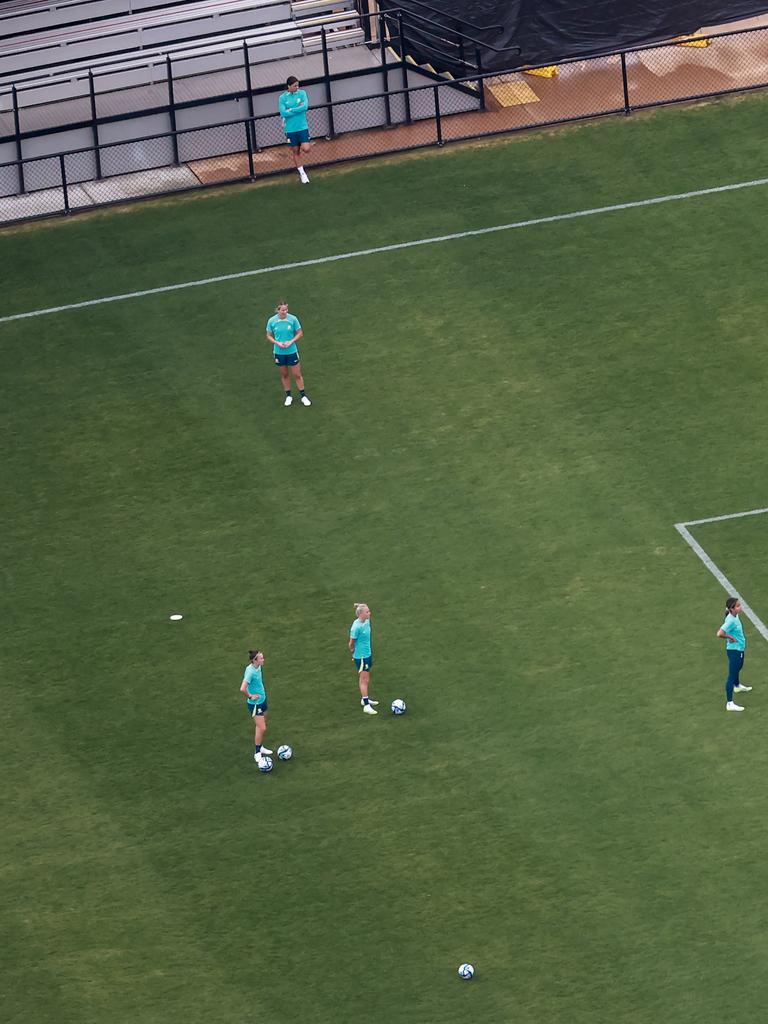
(457, 963, 475, 980)
(257, 756, 274, 773)
(277, 744, 293, 761)
(391, 698, 407, 715)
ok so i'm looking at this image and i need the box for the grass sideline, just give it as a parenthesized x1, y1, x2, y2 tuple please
(3, 91, 768, 1024)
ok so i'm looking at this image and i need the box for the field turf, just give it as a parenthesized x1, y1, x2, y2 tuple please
(3, 93, 768, 1024)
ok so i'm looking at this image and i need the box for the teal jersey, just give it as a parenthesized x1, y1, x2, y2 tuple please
(279, 89, 309, 133)
(350, 618, 372, 659)
(266, 313, 301, 355)
(721, 612, 746, 651)
(243, 663, 266, 704)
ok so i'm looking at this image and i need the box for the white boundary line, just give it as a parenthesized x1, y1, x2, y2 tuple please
(3, 174, 768, 325)
(675, 508, 768, 641)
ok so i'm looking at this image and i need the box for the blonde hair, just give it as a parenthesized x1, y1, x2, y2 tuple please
(354, 602, 368, 616)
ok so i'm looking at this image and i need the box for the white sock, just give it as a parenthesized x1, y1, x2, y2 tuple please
(297, 165, 304, 173)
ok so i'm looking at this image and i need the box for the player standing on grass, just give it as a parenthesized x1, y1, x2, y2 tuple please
(279, 76, 312, 184)
(266, 300, 312, 407)
(717, 596, 753, 712)
(349, 603, 379, 715)
(240, 650, 273, 764)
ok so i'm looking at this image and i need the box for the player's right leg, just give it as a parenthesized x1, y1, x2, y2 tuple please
(253, 709, 272, 758)
(278, 362, 293, 405)
(358, 661, 378, 713)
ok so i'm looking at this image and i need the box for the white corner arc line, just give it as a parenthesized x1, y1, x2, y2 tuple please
(3, 174, 768, 325)
(674, 520, 768, 642)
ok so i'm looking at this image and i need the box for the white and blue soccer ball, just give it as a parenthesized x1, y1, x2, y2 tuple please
(257, 755, 274, 773)
(277, 744, 293, 761)
(391, 698, 407, 715)
(457, 963, 475, 980)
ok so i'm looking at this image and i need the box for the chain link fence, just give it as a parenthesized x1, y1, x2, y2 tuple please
(3, 25, 768, 226)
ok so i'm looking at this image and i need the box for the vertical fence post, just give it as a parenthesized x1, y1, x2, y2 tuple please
(475, 47, 485, 110)
(321, 26, 336, 139)
(59, 153, 70, 214)
(620, 52, 631, 115)
(379, 14, 392, 126)
(245, 117, 255, 178)
(434, 84, 442, 145)
(11, 85, 25, 194)
(360, 1, 371, 42)
(243, 41, 256, 152)
(166, 56, 180, 165)
(243, 41, 255, 119)
(398, 11, 412, 124)
(88, 71, 103, 179)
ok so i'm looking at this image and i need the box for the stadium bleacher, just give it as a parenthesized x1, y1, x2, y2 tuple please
(0, 0, 365, 116)
(0, 0, 479, 211)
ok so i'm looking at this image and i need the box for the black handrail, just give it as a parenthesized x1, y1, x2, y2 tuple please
(371, 7, 521, 59)
(384, 0, 504, 34)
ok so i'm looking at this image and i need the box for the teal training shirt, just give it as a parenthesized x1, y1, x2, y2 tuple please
(243, 664, 266, 704)
(722, 613, 746, 651)
(266, 313, 301, 355)
(350, 618, 372, 659)
(279, 89, 309, 133)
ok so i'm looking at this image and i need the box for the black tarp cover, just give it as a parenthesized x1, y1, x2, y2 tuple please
(378, 1, 768, 72)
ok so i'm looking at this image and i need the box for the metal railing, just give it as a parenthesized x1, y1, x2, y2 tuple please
(3, 23, 768, 226)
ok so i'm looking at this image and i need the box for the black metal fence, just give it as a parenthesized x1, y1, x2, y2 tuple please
(2, 23, 768, 227)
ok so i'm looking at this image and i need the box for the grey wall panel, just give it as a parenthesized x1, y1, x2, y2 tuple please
(327, 69, 394, 101)
(177, 119, 247, 161)
(20, 154, 63, 192)
(176, 98, 242, 130)
(407, 83, 437, 121)
(99, 132, 175, 174)
(98, 110, 169, 141)
(331, 94, 388, 133)
(23, 125, 93, 157)
(62, 146, 99, 182)
(0, 163, 24, 198)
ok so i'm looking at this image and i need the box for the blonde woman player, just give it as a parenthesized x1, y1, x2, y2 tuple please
(240, 649, 273, 765)
(349, 603, 379, 715)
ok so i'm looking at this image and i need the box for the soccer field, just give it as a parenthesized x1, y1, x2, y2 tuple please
(4, 93, 768, 1024)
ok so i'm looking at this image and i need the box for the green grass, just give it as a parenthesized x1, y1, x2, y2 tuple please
(3, 92, 768, 1024)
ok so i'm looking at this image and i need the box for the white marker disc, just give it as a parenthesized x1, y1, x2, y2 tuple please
(169, 614, 183, 621)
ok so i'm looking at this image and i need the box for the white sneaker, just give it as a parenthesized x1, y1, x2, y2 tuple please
(734, 684, 752, 693)
(362, 704, 378, 715)
(361, 699, 379, 706)
(299, 170, 310, 184)
(726, 701, 745, 712)
(284, 395, 293, 407)
(300, 394, 312, 406)
(260, 747, 273, 755)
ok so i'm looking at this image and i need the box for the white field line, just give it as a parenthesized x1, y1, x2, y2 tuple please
(674, 511, 768, 642)
(3, 174, 768, 325)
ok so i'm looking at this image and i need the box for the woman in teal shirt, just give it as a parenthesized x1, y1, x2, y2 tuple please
(716, 597, 752, 712)
(349, 603, 379, 715)
(240, 649, 272, 764)
(278, 75, 312, 183)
